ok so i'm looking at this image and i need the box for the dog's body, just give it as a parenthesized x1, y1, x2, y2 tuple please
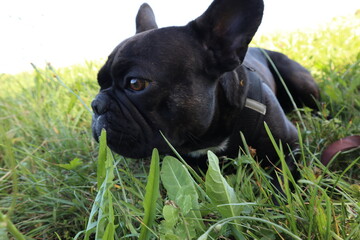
(92, 0, 320, 181)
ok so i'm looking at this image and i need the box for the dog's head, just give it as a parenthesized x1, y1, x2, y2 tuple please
(91, 0, 264, 158)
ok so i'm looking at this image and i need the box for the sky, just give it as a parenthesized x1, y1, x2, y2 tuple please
(0, 0, 359, 74)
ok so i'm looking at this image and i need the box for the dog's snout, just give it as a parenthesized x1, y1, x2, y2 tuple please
(91, 95, 109, 115)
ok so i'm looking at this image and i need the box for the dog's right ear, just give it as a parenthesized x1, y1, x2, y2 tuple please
(136, 3, 158, 34)
(190, 0, 264, 73)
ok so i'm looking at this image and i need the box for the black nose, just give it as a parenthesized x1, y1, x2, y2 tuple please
(91, 95, 109, 115)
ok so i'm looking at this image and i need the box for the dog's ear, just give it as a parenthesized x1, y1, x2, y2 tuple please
(191, 0, 264, 73)
(136, 3, 158, 34)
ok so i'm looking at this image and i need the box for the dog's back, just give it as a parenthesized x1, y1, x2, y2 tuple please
(244, 48, 320, 112)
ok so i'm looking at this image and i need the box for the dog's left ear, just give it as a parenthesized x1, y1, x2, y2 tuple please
(191, 0, 264, 73)
(136, 3, 158, 34)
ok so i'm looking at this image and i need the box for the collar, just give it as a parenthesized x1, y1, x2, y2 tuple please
(245, 98, 266, 115)
(244, 68, 267, 115)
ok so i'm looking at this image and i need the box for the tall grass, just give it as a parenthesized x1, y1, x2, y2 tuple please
(0, 14, 359, 239)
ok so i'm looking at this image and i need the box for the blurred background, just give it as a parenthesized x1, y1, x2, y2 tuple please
(1, 0, 359, 74)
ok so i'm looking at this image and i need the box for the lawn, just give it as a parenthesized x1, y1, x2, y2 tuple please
(0, 14, 359, 239)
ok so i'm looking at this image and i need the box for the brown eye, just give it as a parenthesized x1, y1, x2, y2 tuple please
(128, 78, 149, 91)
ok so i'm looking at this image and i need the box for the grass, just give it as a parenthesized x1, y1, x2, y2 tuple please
(1, 14, 359, 239)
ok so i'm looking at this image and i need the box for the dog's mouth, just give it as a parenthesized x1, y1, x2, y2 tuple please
(92, 110, 230, 159)
(92, 111, 156, 158)
(91, 90, 171, 158)
(91, 114, 107, 141)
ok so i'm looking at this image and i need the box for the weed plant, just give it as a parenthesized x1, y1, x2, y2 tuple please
(0, 15, 359, 239)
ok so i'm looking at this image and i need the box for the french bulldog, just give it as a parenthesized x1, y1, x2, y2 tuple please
(91, 0, 320, 181)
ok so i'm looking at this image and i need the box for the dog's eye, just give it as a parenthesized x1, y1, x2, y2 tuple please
(128, 78, 149, 91)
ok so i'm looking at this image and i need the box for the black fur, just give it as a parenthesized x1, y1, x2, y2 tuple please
(91, 0, 320, 190)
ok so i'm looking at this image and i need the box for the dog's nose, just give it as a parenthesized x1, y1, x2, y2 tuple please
(91, 95, 109, 115)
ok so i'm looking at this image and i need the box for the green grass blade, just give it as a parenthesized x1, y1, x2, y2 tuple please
(46, 63, 92, 113)
(139, 148, 160, 240)
(263, 122, 300, 234)
(198, 216, 302, 240)
(0, 211, 29, 240)
(0, 123, 18, 218)
(324, 194, 332, 240)
(259, 48, 306, 131)
(97, 130, 107, 190)
(82, 129, 116, 240)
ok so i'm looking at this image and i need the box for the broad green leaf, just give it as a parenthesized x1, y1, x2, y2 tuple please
(161, 156, 200, 214)
(161, 156, 198, 201)
(161, 156, 205, 233)
(161, 233, 181, 240)
(57, 157, 83, 170)
(162, 204, 179, 229)
(206, 151, 240, 217)
(139, 148, 160, 240)
(175, 186, 195, 215)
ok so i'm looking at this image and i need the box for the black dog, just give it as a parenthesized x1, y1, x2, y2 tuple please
(91, 0, 319, 182)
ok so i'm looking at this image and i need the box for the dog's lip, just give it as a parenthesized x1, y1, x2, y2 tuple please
(93, 114, 104, 123)
(92, 114, 107, 140)
(92, 113, 122, 135)
(92, 110, 151, 141)
(92, 115, 156, 158)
